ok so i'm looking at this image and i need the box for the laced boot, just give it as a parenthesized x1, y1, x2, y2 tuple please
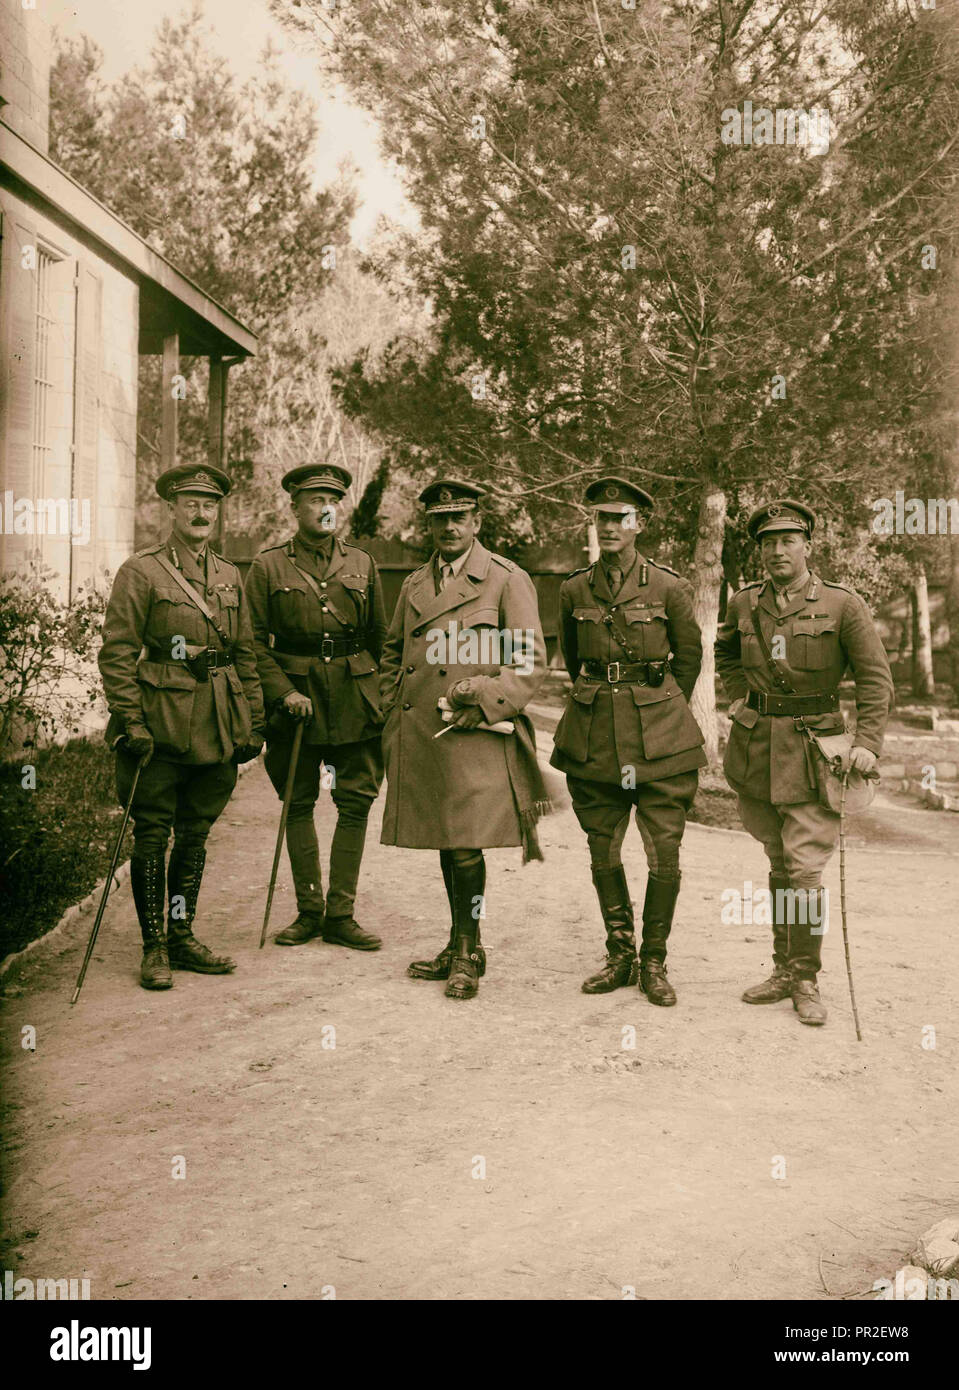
(274, 817, 325, 945)
(132, 853, 172, 990)
(581, 866, 638, 994)
(167, 847, 236, 974)
(742, 875, 794, 1003)
(445, 854, 485, 1000)
(639, 874, 680, 1007)
(409, 851, 486, 980)
(788, 887, 828, 1026)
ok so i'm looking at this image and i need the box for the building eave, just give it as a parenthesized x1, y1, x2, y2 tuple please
(0, 121, 258, 358)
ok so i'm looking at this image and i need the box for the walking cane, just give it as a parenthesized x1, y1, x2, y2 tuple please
(71, 754, 146, 1006)
(259, 719, 305, 949)
(838, 771, 864, 1042)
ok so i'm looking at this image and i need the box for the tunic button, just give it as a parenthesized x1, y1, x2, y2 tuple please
(439, 668, 447, 676)
(321, 582, 327, 590)
(403, 702, 411, 710)
(321, 605, 328, 612)
(407, 665, 414, 673)
(497, 697, 505, 704)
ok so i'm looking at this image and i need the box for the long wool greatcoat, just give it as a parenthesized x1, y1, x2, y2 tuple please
(714, 572, 894, 804)
(550, 554, 707, 784)
(379, 541, 547, 849)
(98, 540, 265, 765)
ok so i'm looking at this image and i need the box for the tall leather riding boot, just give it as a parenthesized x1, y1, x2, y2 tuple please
(274, 816, 325, 945)
(582, 866, 638, 994)
(167, 846, 236, 974)
(408, 851, 487, 980)
(639, 874, 680, 1007)
(446, 855, 486, 1000)
(788, 887, 827, 1026)
(742, 874, 794, 1003)
(323, 805, 381, 950)
(131, 853, 172, 990)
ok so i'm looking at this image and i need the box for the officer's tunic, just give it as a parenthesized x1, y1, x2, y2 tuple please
(715, 572, 894, 804)
(98, 539, 265, 853)
(551, 553, 706, 782)
(379, 541, 546, 849)
(245, 535, 386, 741)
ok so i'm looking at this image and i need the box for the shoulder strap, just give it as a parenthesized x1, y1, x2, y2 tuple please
(748, 588, 796, 694)
(153, 552, 231, 647)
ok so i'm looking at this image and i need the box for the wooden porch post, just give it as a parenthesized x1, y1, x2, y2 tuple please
(161, 333, 179, 471)
(208, 355, 231, 547)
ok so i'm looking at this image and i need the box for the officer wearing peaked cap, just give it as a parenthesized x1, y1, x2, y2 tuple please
(551, 477, 706, 1006)
(715, 498, 894, 1026)
(379, 477, 550, 1000)
(98, 462, 266, 990)
(245, 462, 386, 951)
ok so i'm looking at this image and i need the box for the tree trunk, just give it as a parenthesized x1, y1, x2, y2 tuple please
(586, 520, 599, 563)
(911, 563, 935, 698)
(688, 484, 727, 767)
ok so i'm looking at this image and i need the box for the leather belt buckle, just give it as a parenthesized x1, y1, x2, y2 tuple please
(754, 690, 769, 715)
(320, 636, 335, 663)
(607, 662, 620, 684)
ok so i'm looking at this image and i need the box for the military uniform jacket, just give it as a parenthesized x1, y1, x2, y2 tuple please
(378, 541, 547, 848)
(244, 535, 386, 746)
(714, 572, 894, 804)
(98, 540, 265, 765)
(550, 554, 706, 784)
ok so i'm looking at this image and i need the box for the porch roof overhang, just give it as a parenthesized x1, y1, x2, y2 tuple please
(0, 122, 258, 359)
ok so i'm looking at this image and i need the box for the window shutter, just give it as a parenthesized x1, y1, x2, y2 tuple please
(70, 261, 101, 599)
(0, 209, 40, 574)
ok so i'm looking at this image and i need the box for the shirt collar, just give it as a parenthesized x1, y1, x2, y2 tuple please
(772, 568, 811, 599)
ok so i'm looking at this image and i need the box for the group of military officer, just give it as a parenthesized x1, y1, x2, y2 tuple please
(98, 463, 893, 1027)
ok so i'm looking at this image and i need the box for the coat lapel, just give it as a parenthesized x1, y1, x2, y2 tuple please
(410, 541, 492, 628)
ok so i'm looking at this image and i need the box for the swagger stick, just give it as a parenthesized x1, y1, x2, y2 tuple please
(259, 720, 305, 949)
(838, 772, 863, 1042)
(71, 755, 145, 1005)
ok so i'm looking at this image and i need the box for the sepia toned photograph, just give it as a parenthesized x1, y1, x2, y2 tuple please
(2, 0, 958, 1347)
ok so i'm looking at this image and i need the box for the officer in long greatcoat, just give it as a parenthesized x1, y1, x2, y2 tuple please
(245, 464, 386, 951)
(715, 499, 894, 1026)
(379, 479, 549, 1000)
(98, 464, 266, 990)
(551, 477, 706, 1006)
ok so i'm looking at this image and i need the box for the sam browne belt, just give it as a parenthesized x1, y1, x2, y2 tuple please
(583, 659, 667, 686)
(746, 689, 839, 716)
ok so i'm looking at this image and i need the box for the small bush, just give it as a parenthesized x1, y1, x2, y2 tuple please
(0, 737, 129, 961)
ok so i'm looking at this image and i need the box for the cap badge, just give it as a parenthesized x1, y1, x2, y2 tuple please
(605, 484, 618, 499)
(438, 487, 453, 502)
(767, 503, 781, 517)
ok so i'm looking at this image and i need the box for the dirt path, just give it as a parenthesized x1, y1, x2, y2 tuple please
(2, 758, 957, 1301)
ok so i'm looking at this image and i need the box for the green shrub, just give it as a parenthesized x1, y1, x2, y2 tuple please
(0, 737, 130, 961)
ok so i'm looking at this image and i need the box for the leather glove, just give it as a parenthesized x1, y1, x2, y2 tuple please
(447, 705, 486, 730)
(123, 725, 154, 765)
(447, 678, 483, 708)
(282, 691, 313, 722)
(232, 736, 265, 765)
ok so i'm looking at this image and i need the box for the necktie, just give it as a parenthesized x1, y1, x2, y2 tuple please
(607, 566, 623, 596)
(440, 562, 454, 591)
(775, 585, 790, 612)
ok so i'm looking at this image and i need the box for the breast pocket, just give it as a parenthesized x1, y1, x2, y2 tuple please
(571, 605, 604, 659)
(269, 581, 311, 633)
(791, 619, 837, 670)
(149, 586, 202, 644)
(737, 619, 764, 669)
(214, 584, 239, 637)
(621, 602, 669, 658)
(339, 573, 368, 622)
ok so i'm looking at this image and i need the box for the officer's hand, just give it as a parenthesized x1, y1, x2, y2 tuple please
(448, 705, 486, 730)
(448, 678, 482, 708)
(849, 746, 878, 777)
(232, 736, 265, 765)
(124, 726, 154, 765)
(282, 691, 313, 721)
